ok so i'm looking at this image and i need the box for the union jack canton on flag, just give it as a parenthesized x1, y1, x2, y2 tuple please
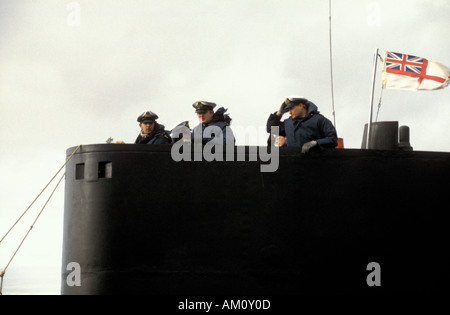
(382, 51, 450, 90)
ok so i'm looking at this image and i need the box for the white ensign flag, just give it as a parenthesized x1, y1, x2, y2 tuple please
(382, 51, 450, 90)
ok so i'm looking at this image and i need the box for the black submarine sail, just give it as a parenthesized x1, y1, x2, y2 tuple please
(61, 136, 449, 295)
(60, 6, 450, 295)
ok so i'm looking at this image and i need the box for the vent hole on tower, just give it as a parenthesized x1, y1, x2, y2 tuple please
(98, 161, 112, 179)
(75, 163, 85, 180)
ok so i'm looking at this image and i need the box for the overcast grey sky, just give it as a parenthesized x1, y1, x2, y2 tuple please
(1, 0, 449, 294)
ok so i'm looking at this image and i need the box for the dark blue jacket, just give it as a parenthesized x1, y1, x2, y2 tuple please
(134, 124, 172, 144)
(192, 107, 234, 145)
(266, 101, 337, 150)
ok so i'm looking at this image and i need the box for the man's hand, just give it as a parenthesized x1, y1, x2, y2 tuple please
(277, 102, 288, 116)
(302, 140, 317, 154)
(276, 136, 287, 147)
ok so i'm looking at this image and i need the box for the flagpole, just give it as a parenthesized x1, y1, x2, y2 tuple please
(366, 48, 379, 149)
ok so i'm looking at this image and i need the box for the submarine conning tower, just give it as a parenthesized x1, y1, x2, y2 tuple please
(361, 121, 413, 150)
(61, 143, 449, 294)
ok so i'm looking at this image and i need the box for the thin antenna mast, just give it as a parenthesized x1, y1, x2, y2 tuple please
(328, 0, 336, 127)
(366, 48, 380, 149)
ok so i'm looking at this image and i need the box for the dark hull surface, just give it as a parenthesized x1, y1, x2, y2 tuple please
(61, 144, 449, 294)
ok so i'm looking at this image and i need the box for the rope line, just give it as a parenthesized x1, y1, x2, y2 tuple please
(0, 144, 81, 295)
(375, 53, 384, 122)
(0, 144, 81, 246)
(0, 172, 66, 295)
(375, 88, 384, 122)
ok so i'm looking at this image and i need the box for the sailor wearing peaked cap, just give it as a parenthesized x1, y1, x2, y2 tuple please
(137, 110, 159, 123)
(191, 100, 235, 145)
(266, 96, 337, 153)
(283, 96, 310, 111)
(134, 110, 172, 145)
(192, 101, 216, 113)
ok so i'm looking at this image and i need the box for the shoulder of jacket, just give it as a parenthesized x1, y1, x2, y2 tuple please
(209, 121, 227, 128)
